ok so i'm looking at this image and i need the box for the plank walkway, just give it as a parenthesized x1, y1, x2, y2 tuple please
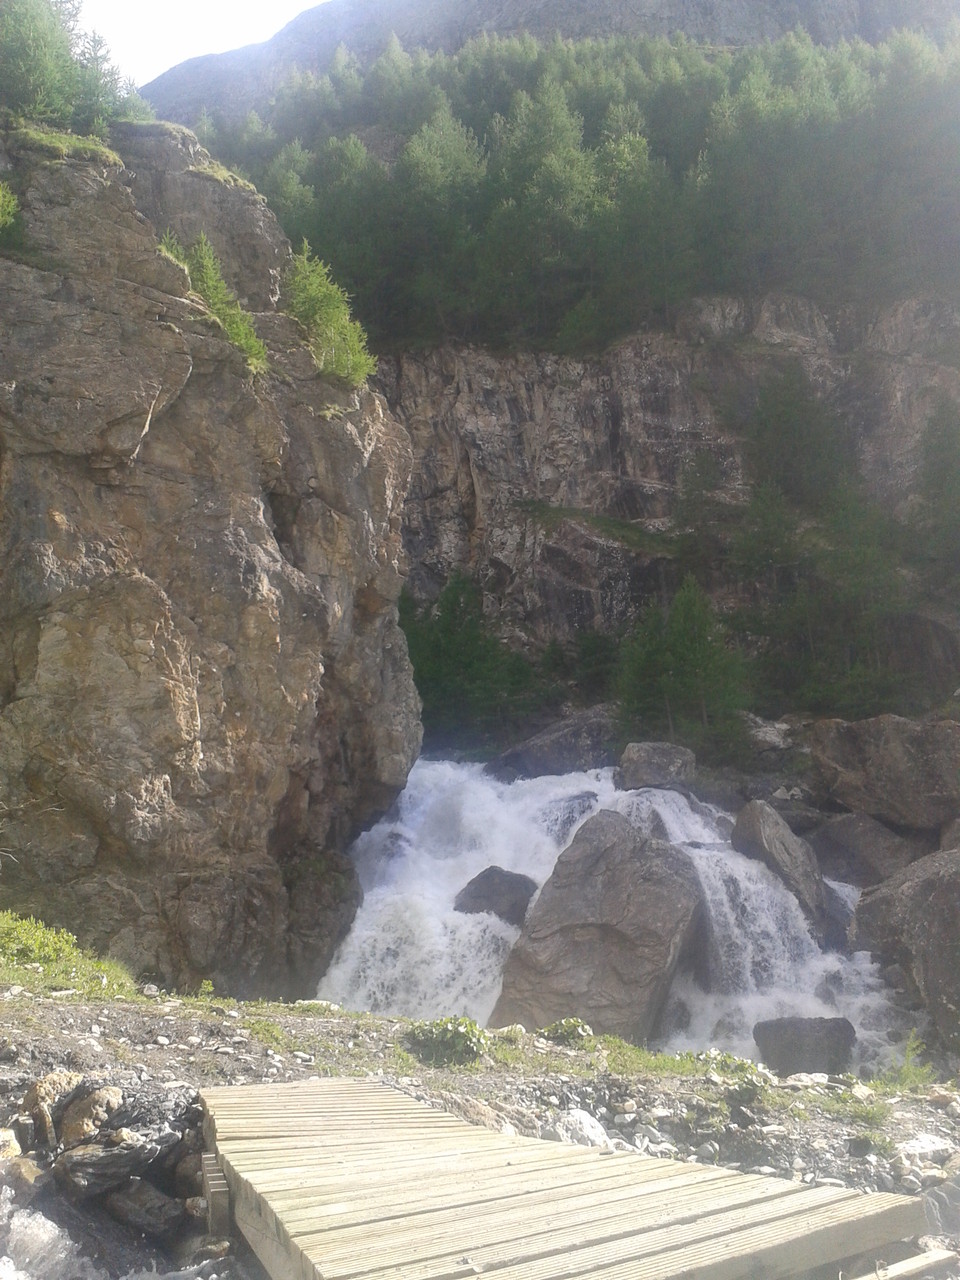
(200, 1079, 949, 1280)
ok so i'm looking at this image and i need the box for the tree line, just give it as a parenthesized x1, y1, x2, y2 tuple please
(196, 26, 960, 351)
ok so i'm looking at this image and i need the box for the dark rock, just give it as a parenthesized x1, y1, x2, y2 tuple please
(753, 1016, 857, 1075)
(732, 800, 826, 920)
(809, 715, 960, 832)
(484, 706, 619, 781)
(102, 1176, 187, 1242)
(491, 810, 705, 1041)
(809, 812, 931, 885)
(853, 848, 960, 1048)
(821, 880, 855, 954)
(54, 1132, 180, 1198)
(454, 866, 538, 928)
(617, 742, 695, 791)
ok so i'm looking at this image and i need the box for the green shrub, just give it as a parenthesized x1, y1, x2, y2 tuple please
(0, 182, 18, 247)
(164, 230, 268, 374)
(538, 1017, 595, 1047)
(407, 1015, 490, 1064)
(0, 910, 137, 997)
(283, 241, 376, 386)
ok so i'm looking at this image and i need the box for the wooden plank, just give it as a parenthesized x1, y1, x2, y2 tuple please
(846, 1250, 959, 1279)
(301, 1179, 851, 1278)
(202, 1080, 929, 1280)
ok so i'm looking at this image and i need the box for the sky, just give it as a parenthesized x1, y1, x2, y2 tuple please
(77, 0, 319, 87)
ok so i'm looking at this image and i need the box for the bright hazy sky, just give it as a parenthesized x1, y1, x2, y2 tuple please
(77, 1, 319, 87)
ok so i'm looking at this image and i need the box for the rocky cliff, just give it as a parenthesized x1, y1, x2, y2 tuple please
(142, 0, 960, 122)
(381, 294, 960, 683)
(0, 122, 421, 997)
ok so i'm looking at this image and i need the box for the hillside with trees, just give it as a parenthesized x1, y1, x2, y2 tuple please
(190, 28, 960, 354)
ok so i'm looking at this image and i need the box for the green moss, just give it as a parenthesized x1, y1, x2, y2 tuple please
(9, 125, 121, 164)
(188, 161, 258, 192)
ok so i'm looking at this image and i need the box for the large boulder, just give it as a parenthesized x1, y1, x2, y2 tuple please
(484, 706, 619, 781)
(809, 715, 960, 832)
(853, 848, 960, 1049)
(617, 742, 695, 791)
(454, 867, 537, 928)
(490, 810, 704, 1042)
(808, 813, 930, 885)
(0, 124, 421, 997)
(753, 1016, 856, 1075)
(732, 800, 826, 920)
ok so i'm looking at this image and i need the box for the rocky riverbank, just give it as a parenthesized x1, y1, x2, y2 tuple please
(2, 981, 959, 1279)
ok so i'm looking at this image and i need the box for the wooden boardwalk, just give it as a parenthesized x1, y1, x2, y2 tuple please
(200, 1079, 948, 1280)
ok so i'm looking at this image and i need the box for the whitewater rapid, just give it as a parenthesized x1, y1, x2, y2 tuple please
(318, 759, 905, 1067)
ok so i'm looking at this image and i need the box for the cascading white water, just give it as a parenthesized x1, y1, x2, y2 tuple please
(318, 759, 904, 1066)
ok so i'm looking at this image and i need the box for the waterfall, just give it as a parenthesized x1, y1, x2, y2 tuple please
(318, 759, 903, 1067)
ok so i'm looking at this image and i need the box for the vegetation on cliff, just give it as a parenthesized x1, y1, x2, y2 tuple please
(0, 0, 149, 134)
(197, 27, 960, 352)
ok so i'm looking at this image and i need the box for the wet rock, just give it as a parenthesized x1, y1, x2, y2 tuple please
(853, 848, 960, 1048)
(617, 742, 696, 791)
(485, 706, 619, 781)
(103, 1176, 187, 1242)
(809, 715, 960, 832)
(454, 867, 538, 928)
(54, 1130, 179, 1198)
(752, 1016, 856, 1075)
(491, 810, 705, 1042)
(22, 1072, 84, 1149)
(732, 800, 826, 920)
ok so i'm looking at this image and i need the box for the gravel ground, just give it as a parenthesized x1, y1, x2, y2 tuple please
(2, 984, 959, 1279)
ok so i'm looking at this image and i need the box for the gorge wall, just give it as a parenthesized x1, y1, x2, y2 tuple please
(381, 294, 960, 683)
(0, 123, 421, 997)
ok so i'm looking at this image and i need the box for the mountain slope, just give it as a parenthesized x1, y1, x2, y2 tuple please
(142, 0, 960, 121)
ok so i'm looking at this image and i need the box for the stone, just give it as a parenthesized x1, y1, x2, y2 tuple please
(752, 1016, 856, 1075)
(617, 742, 696, 791)
(454, 866, 538, 928)
(23, 1071, 85, 1148)
(809, 716, 960, 832)
(853, 848, 960, 1048)
(0, 1129, 21, 1158)
(809, 812, 931, 884)
(543, 1109, 611, 1149)
(485, 706, 619, 781)
(732, 800, 826, 920)
(490, 810, 705, 1042)
(0, 122, 420, 998)
(102, 1176, 188, 1242)
(60, 1087, 124, 1150)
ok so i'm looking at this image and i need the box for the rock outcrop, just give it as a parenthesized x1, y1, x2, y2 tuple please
(490, 810, 704, 1041)
(484, 706, 619, 781)
(0, 123, 421, 996)
(853, 848, 960, 1049)
(808, 813, 931, 885)
(381, 303, 960, 684)
(810, 716, 960, 833)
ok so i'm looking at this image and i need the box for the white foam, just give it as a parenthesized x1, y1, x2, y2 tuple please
(320, 760, 904, 1066)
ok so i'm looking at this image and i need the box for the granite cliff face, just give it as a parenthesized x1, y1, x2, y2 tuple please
(381, 294, 960, 680)
(0, 123, 421, 997)
(142, 0, 960, 122)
